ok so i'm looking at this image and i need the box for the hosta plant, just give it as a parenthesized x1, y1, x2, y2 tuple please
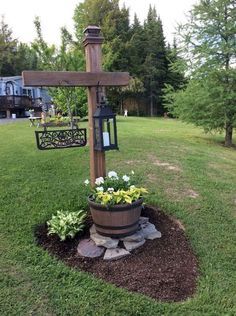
(47, 210, 87, 241)
(85, 171, 148, 206)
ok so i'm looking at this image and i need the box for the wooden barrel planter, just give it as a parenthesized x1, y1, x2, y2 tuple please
(88, 198, 143, 238)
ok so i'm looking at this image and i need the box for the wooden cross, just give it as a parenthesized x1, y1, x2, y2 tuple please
(22, 25, 129, 185)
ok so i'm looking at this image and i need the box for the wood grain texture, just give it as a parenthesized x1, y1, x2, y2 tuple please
(84, 39, 106, 184)
(22, 71, 129, 87)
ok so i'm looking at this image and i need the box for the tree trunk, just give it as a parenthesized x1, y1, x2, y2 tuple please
(225, 122, 233, 147)
(120, 98, 123, 115)
(150, 94, 153, 117)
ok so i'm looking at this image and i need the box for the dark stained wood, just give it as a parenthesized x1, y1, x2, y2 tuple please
(22, 71, 130, 87)
(89, 199, 143, 237)
(84, 32, 106, 184)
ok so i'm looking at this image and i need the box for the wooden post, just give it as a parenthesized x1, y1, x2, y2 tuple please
(83, 25, 106, 185)
(22, 25, 129, 184)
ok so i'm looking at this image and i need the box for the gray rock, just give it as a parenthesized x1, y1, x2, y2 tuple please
(89, 224, 97, 235)
(141, 222, 159, 239)
(90, 232, 119, 249)
(146, 230, 162, 240)
(121, 230, 144, 242)
(123, 239, 146, 251)
(139, 216, 149, 225)
(77, 239, 105, 258)
(103, 248, 130, 261)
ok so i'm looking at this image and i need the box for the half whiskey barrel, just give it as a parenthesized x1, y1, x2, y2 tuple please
(88, 198, 143, 238)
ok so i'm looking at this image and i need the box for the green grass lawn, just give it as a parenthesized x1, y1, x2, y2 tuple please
(0, 117, 235, 315)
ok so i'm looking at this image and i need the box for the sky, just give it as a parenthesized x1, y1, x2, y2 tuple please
(1, 0, 198, 45)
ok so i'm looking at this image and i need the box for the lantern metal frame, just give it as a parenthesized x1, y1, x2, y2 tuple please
(93, 99, 118, 152)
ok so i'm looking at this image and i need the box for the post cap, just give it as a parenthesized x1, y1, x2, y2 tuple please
(83, 25, 101, 36)
(83, 25, 104, 46)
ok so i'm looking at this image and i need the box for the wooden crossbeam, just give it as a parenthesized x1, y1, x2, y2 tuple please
(22, 71, 130, 87)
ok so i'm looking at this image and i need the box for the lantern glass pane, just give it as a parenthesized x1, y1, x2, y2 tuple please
(102, 118, 110, 147)
(108, 118, 115, 145)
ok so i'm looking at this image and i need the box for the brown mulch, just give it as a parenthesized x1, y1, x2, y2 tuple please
(34, 206, 198, 302)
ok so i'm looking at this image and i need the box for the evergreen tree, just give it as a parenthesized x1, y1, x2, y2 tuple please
(73, 1, 183, 117)
(142, 6, 168, 115)
(74, 0, 130, 71)
(0, 17, 17, 76)
(128, 14, 146, 76)
(73, 0, 131, 111)
(165, 39, 186, 90)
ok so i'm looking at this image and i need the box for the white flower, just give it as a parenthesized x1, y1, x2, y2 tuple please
(131, 170, 134, 175)
(130, 185, 136, 190)
(96, 186, 104, 192)
(108, 171, 118, 179)
(122, 175, 130, 182)
(84, 179, 89, 186)
(95, 177, 104, 186)
(107, 187, 114, 193)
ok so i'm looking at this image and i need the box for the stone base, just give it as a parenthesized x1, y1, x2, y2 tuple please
(77, 239, 105, 258)
(77, 216, 162, 261)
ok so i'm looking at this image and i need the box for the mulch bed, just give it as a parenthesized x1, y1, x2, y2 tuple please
(35, 206, 198, 302)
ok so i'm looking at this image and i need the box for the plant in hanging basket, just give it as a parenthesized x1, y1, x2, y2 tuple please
(85, 171, 148, 237)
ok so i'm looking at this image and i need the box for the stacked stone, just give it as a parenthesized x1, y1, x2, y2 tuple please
(77, 217, 162, 261)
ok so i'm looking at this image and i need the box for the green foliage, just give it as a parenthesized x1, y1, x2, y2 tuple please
(73, 1, 184, 115)
(166, 70, 236, 132)
(48, 87, 87, 117)
(14, 43, 38, 74)
(32, 17, 87, 117)
(0, 17, 38, 76)
(0, 17, 17, 76)
(141, 6, 168, 115)
(47, 210, 87, 241)
(86, 171, 148, 206)
(165, 39, 187, 90)
(166, 0, 236, 146)
(95, 187, 148, 206)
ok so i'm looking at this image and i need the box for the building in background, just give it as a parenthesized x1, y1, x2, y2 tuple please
(0, 76, 52, 118)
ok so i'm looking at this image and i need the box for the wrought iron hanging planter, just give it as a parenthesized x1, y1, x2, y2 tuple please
(33, 94, 87, 150)
(35, 127, 87, 150)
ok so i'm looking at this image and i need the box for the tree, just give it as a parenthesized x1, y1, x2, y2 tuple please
(74, 0, 130, 72)
(0, 17, 17, 76)
(142, 6, 168, 116)
(128, 14, 146, 77)
(14, 43, 38, 74)
(32, 17, 87, 118)
(165, 39, 186, 90)
(0, 17, 38, 76)
(166, 0, 236, 146)
(73, 0, 131, 110)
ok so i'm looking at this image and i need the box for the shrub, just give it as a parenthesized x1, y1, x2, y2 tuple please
(47, 210, 87, 241)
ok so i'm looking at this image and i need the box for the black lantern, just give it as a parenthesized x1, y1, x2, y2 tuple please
(93, 99, 118, 151)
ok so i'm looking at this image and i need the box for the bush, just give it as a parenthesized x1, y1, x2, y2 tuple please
(47, 210, 87, 241)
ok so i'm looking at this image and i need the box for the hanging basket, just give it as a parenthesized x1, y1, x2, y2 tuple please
(35, 128, 87, 150)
